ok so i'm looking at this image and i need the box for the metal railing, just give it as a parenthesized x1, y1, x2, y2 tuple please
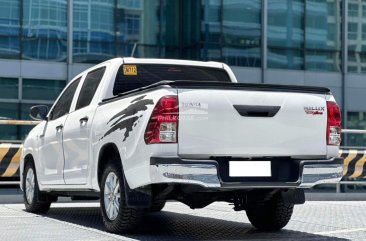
(0, 120, 40, 125)
(342, 129, 366, 134)
(0, 120, 40, 144)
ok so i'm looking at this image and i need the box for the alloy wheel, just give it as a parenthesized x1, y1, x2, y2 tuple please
(103, 172, 121, 220)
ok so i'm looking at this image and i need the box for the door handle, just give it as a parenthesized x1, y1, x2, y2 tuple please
(79, 116, 89, 124)
(233, 105, 281, 117)
(56, 124, 63, 132)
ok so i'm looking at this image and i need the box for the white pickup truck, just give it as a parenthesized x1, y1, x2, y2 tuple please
(20, 57, 343, 233)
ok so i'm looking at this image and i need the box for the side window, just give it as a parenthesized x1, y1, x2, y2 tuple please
(75, 67, 106, 110)
(50, 78, 81, 120)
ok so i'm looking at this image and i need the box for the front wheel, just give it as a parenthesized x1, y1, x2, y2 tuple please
(246, 193, 294, 231)
(100, 162, 143, 233)
(23, 162, 52, 214)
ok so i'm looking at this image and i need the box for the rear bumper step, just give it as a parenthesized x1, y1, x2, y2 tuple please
(149, 157, 343, 189)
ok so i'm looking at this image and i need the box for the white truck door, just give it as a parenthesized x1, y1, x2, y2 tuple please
(62, 67, 106, 185)
(38, 78, 81, 185)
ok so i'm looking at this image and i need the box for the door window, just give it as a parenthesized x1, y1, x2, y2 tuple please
(75, 67, 106, 110)
(50, 78, 81, 120)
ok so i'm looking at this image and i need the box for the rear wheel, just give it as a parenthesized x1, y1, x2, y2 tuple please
(246, 193, 294, 231)
(100, 161, 143, 233)
(23, 162, 52, 214)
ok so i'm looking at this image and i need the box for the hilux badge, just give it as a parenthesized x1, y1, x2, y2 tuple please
(304, 106, 324, 115)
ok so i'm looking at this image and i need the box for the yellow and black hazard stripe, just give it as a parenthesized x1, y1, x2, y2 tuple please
(340, 149, 366, 178)
(0, 143, 22, 179)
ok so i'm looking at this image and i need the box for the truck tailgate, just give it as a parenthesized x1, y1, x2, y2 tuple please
(178, 88, 328, 158)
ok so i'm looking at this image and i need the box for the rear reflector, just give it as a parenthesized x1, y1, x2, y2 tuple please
(144, 96, 178, 144)
(326, 101, 341, 146)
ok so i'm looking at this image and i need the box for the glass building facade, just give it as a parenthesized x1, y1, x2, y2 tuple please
(0, 0, 343, 67)
(0, 0, 356, 68)
(0, 0, 365, 146)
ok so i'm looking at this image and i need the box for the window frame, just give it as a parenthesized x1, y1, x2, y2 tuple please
(74, 66, 106, 111)
(49, 77, 81, 121)
(112, 64, 231, 96)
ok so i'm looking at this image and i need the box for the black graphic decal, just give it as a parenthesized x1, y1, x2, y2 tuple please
(102, 96, 154, 141)
(108, 99, 154, 126)
(104, 116, 139, 141)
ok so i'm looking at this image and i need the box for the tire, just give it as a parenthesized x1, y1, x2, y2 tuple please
(149, 200, 166, 212)
(100, 161, 144, 233)
(246, 193, 294, 231)
(23, 161, 52, 214)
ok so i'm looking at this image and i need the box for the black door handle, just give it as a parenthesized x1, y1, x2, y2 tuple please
(56, 124, 63, 132)
(233, 105, 281, 117)
(79, 116, 89, 124)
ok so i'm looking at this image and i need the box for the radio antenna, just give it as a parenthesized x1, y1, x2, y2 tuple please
(131, 43, 138, 57)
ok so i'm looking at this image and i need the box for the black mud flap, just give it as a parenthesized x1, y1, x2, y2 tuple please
(281, 189, 305, 205)
(124, 178, 151, 208)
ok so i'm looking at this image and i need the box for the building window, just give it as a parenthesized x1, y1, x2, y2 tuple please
(0, 77, 65, 141)
(0, 103, 18, 141)
(22, 79, 65, 101)
(118, 0, 141, 9)
(0, 78, 18, 99)
(0, 0, 20, 59)
(346, 112, 366, 147)
(19, 103, 43, 140)
(349, 3, 359, 17)
(305, 0, 341, 72)
(267, 0, 305, 70)
(115, 0, 171, 59)
(348, 0, 366, 73)
(22, 0, 67, 61)
(123, 14, 140, 35)
(202, 0, 261, 67)
(221, 0, 261, 67)
(348, 22, 358, 40)
(202, 0, 221, 44)
(73, 0, 115, 63)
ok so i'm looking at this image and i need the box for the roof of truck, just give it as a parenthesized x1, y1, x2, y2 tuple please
(103, 57, 225, 69)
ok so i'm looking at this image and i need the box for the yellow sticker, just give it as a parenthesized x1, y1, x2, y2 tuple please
(123, 65, 137, 76)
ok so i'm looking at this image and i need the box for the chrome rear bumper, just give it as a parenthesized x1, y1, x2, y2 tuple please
(149, 157, 343, 189)
(300, 162, 343, 188)
(150, 164, 221, 188)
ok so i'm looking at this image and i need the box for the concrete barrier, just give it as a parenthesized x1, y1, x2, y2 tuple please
(0, 144, 22, 179)
(340, 149, 366, 178)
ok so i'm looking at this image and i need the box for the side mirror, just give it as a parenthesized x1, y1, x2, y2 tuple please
(30, 105, 49, 121)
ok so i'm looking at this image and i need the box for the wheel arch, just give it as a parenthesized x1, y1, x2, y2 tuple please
(23, 153, 34, 167)
(22, 153, 34, 178)
(97, 142, 123, 187)
(21, 153, 35, 191)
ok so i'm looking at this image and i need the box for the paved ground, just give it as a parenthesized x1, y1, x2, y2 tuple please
(3, 187, 366, 204)
(0, 201, 366, 241)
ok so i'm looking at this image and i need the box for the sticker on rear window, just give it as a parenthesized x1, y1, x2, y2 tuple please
(123, 65, 137, 76)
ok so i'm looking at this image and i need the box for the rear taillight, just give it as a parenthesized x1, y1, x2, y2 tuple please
(326, 101, 341, 146)
(144, 95, 179, 144)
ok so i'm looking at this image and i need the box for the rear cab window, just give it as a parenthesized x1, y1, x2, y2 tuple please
(113, 64, 231, 95)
